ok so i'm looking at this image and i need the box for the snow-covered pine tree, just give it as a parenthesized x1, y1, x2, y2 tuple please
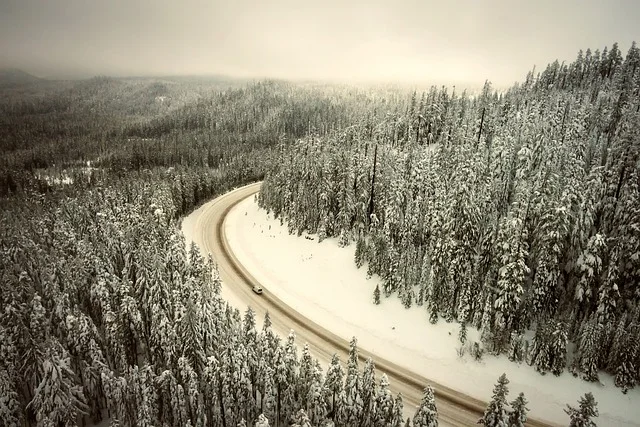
(360, 358, 377, 427)
(291, 408, 313, 427)
(571, 316, 602, 382)
(508, 392, 529, 427)
(614, 323, 639, 393)
(355, 236, 366, 269)
(283, 331, 300, 418)
(564, 392, 598, 427)
(308, 362, 327, 426)
(391, 393, 404, 427)
(261, 366, 277, 424)
(418, 252, 433, 308)
(255, 413, 271, 427)
(373, 374, 394, 426)
(605, 314, 628, 372)
(508, 332, 524, 363)
(298, 344, 315, 411)
(548, 320, 568, 376)
(478, 373, 509, 427)
(458, 323, 468, 345)
(343, 338, 363, 426)
(0, 367, 21, 427)
(158, 369, 188, 427)
(243, 307, 260, 411)
(132, 364, 159, 427)
(177, 296, 205, 374)
(574, 234, 606, 315)
(323, 354, 344, 421)
(27, 341, 89, 427)
(202, 356, 222, 426)
(23, 294, 48, 395)
(530, 319, 567, 375)
(412, 386, 438, 427)
(273, 345, 289, 426)
(178, 356, 205, 426)
(493, 215, 529, 353)
(479, 294, 494, 351)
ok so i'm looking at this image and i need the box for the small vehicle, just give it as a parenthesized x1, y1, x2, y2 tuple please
(252, 285, 263, 295)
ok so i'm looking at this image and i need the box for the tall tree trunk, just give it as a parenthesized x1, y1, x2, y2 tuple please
(276, 385, 281, 427)
(560, 103, 570, 144)
(332, 391, 336, 421)
(218, 380, 227, 427)
(367, 145, 378, 226)
(477, 107, 486, 147)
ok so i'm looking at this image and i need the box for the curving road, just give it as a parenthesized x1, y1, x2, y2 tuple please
(185, 182, 554, 427)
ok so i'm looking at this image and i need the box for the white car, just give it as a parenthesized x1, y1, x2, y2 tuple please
(252, 285, 263, 295)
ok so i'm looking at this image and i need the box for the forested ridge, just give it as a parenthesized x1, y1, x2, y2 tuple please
(259, 42, 640, 391)
(1, 76, 448, 427)
(0, 58, 613, 427)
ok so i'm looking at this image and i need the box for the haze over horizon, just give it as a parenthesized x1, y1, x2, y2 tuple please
(1, 0, 638, 87)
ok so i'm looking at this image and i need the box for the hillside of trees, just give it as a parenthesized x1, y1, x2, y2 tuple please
(0, 76, 448, 427)
(0, 68, 609, 426)
(259, 42, 640, 391)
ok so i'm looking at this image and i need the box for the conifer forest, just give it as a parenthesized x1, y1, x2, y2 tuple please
(1, 41, 639, 427)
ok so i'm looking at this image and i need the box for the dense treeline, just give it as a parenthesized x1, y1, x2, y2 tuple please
(0, 79, 401, 196)
(259, 42, 640, 390)
(1, 163, 430, 426)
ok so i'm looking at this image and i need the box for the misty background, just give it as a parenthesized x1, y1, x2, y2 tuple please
(1, 0, 638, 86)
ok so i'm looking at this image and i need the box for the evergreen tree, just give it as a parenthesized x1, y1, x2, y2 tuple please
(479, 374, 509, 427)
(355, 236, 366, 269)
(255, 413, 271, 427)
(343, 338, 363, 426)
(458, 323, 468, 345)
(412, 386, 438, 427)
(0, 368, 21, 427)
(27, 341, 89, 427)
(614, 324, 639, 393)
(308, 362, 326, 426)
(391, 393, 404, 427)
(324, 354, 345, 421)
(373, 374, 394, 426)
(508, 332, 524, 363)
(565, 392, 598, 427)
(298, 344, 315, 410)
(360, 359, 377, 427)
(508, 393, 529, 427)
(291, 408, 313, 427)
(572, 317, 602, 382)
(530, 320, 567, 376)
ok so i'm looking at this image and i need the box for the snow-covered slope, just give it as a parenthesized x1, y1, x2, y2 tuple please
(224, 194, 640, 426)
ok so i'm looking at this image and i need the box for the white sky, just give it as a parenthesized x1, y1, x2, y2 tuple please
(0, 0, 638, 85)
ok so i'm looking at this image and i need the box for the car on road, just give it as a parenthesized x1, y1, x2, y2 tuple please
(252, 285, 263, 295)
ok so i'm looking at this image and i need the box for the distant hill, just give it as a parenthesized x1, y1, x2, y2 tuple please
(0, 68, 43, 86)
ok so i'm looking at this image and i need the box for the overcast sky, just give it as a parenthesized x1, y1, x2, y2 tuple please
(0, 0, 638, 86)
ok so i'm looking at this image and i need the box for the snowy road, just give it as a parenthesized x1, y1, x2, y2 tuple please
(182, 182, 554, 427)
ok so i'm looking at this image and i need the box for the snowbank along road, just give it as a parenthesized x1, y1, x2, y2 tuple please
(184, 182, 556, 427)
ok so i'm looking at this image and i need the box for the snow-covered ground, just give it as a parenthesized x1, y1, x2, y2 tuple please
(224, 194, 640, 426)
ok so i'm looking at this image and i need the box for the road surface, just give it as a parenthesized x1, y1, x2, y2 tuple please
(185, 182, 554, 427)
